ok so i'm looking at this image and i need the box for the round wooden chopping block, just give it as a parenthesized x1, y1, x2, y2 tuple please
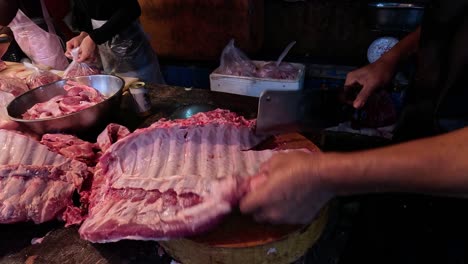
(160, 133, 327, 264)
(160, 207, 328, 264)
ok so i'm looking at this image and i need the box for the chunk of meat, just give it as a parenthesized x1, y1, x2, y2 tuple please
(41, 134, 99, 166)
(26, 70, 61, 89)
(0, 130, 89, 224)
(96, 123, 131, 153)
(255, 62, 299, 80)
(0, 78, 29, 97)
(22, 80, 106, 120)
(62, 61, 100, 79)
(79, 110, 282, 243)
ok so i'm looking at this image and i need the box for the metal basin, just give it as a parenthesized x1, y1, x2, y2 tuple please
(368, 2, 425, 32)
(7, 75, 124, 135)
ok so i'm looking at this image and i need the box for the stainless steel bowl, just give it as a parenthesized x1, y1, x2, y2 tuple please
(368, 2, 425, 32)
(7, 75, 125, 135)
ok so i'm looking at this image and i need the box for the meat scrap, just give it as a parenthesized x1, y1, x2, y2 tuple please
(41, 133, 100, 166)
(79, 109, 282, 243)
(256, 62, 299, 80)
(96, 123, 131, 153)
(22, 80, 106, 120)
(0, 77, 29, 97)
(0, 129, 89, 224)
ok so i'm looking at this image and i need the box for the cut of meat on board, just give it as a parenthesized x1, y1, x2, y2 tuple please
(0, 129, 89, 224)
(0, 77, 29, 97)
(40, 134, 99, 166)
(22, 80, 106, 120)
(79, 174, 242, 243)
(79, 109, 282, 243)
(96, 123, 131, 153)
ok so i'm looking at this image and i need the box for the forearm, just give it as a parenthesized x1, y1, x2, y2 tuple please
(323, 126, 468, 197)
(378, 26, 421, 67)
(88, 1, 141, 45)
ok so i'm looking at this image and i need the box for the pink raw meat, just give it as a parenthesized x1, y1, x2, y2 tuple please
(79, 109, 277, 243)
(0, 129, 89, 224)
(96, 123, 131, 153)
(62, 62, 100, 79)
(22, 80, 106, 120)
(256, 62, 299, 80)
(0, 78, 29, 97)
(26, 70, 61, 89)
(41, 134, 99, 166)
(0, 61, 6, 72)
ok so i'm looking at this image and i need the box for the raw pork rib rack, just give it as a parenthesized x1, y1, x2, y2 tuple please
(0, 130, 89, 224)
(79, 110, 285, 243)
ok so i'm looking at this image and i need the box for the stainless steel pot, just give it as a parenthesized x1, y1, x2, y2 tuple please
(7, 75, 124, 135)
(368, 2, 425, 32)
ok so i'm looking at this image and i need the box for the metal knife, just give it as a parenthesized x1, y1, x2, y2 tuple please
(255, 90, 306, 136)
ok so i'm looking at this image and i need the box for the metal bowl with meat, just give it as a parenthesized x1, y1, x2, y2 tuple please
(7, 75, 124, 134)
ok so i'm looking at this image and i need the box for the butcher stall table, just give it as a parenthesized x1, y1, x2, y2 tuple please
(0, 84, 355, 264)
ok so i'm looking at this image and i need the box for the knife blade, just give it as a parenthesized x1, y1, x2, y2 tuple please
(255, 90, 305, 136)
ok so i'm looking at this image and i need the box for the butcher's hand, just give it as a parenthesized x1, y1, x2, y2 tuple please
(65, 32, 88, 59)
(344, 58, 397, 109)
(240, 151, 333, 225)
(77, 36, 97, 63)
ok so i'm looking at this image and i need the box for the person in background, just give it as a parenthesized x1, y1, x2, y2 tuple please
(241, 0, 468, 225)
(0, 0, 70, 70)
(66, 0, 165, 84)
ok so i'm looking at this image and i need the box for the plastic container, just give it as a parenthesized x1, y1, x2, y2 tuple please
(210, 60, 305, 97)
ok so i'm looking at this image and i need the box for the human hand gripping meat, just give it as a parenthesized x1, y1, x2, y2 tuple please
(344, 58, 397, 109)
(240, 151, 333, 225)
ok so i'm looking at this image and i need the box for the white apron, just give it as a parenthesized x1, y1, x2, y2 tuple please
(8, 0, 69, 70)
(91, 19, 164, 84)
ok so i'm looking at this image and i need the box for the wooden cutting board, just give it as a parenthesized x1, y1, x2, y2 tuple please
(160, 132, 328, 264)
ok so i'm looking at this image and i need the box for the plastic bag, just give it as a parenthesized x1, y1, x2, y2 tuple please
(24, 62, 61, 89)
(96, 21, 164, 84)
(255, 41, 299, 80)
(8, 9, 69, 70)
(217, 39, 256, 77)
(63, 48, 100, 79)
(256, 62, 299, 80)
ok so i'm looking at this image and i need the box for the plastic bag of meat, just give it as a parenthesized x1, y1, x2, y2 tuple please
(255, 41, 299, 80)
(0, 77, 29, 96)
(24, 62, 61, 89)
(256, 62, 299, 80)
(63, 48, 100, 79)
(351, 90, 397, 129)
(217, 39, 256, 77)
